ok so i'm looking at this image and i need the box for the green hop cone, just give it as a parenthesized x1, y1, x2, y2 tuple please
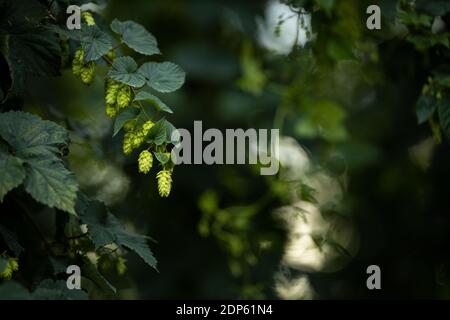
(138, 150, 153, 174)
(72, 48, 84, 76)
(74, 48, 84, 63)
(106, 104, 118, 118)
(156, 169, 172, 197)
(0, 256, 19, 280)
(123, 132, 134, 155)
(116, 257, 127, 276)
(81, 11, 96, 26)
(80, 63, 95, 85)
(105, 79, 120, 105)
(142, 120, 155, 134)
(117, 86, 132, 109)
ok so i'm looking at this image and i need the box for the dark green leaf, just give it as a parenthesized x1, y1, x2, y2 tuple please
(416, 0, 450, 16)
(80, 25, 113, 61)
(416, 95, 438, 124)
(113, 107, 139, 137)
(76, 195, 157, 270)
(24, 158, 78, 215)
(146, 118, 167, 145)
(139, 62, 185, 93)
(134, 91, 173, 113)
(32, 279, 88, 300)
(110, 19, 160, 56)
(0, 111, 69, 160)
(0, 225, 24, 256)
(154, 152, 170, 165)
(0, 282, 31, 300)
(0, 150, 26, 201)
(108, 56, 145, 88)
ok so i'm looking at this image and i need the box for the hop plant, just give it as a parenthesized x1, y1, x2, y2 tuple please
(0, 256, 19, 280)
(156, 169, 172, 197)
(138, 150, 153, 174)
(117, 85, 133, 109)
(82, 11, 96, 26)
(116, 257, 127, 276)
(80, 62, 96, 85)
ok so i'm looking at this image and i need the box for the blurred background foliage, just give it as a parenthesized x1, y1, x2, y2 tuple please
(16, 0, 450, 298)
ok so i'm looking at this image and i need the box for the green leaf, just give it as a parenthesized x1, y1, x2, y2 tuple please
(0, 150, 26, 201)
(139, 62, 185, 93)
(164, 120, 179, 144)
(0, 112, 78, 214)
(32, 279, 88, 300)
(0, 282, 31, 300)
(110, 19, 160, 56)
(76, 195, 157, 270)
(0, 111, 69, 160)
(416, 95, 438, 124)
(416, 0, 450, 16)
(81, 25, 113, 62)
(113, 107, 140, 137)
(154, 152, 170, 165)
(108, 56, 146, 88)
(134, 90, 173, 113)
(146, 118, 167, 145)
(0, 225, 24, 256)
(24, 158, 78, 215)
(116, 232, 157, 270)
(438, 97, 450, 141)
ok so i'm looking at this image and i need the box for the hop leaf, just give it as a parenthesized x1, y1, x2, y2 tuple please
(0, 256, 19, 280)
(138, 150, 153, 174)
(156, 169, 172, 197)
(82, 12, 96, 26)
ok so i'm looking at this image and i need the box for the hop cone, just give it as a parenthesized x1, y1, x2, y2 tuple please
(82, 12, 96, 26)
(138, 150, 153, 174)
(106, 104, 117, 118)
(80, 63, 95, 85)
(0, 257, 19, 280)
(156, 170, 172, 197)
(117, 85, 132, 109)
(105, 79, 120, 105)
